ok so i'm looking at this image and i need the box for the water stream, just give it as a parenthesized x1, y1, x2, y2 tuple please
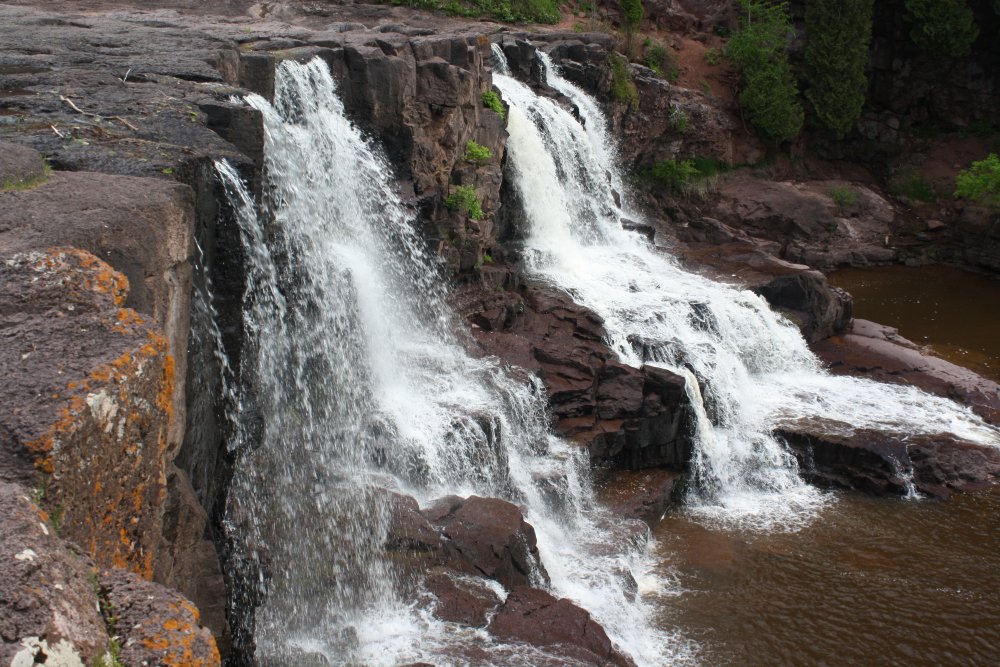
(493, 47, 1000, 530)
(217, 58, 686, 666)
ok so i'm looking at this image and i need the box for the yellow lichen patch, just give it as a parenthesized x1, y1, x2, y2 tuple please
(113, 308, 145, 333)
(59, 248, 130, 305)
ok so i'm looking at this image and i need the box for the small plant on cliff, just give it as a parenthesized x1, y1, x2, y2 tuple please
(642, 159, 700, 192)
(669, 107, 691, 134)
(609, 53, 639, 109)
(725, 0, 803, 144)
(828, 185, 859, 211)
(444, 185, 485, 220)
(463, 140, 493, 164)
(890, 171, 937, 203)
(803, 0, 874, 138)
(2, 162, 51, 192)
(955, 153, 1000, 208)
(481, 90, 505, 118)
(903, 0, 979, 58)
(644, 43, 678, 81)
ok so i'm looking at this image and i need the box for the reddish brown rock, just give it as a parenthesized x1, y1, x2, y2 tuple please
(0, 249, 172, 577)
(424, 495, 549, 589)
(424, 571, 502, 626)
(814, 319, 1000, 425)
(0, 481, 108, 666)
(595, 468, 684, 525)
(101, 568, 220, 667)
(454, 280, 692, 469)
(487, 587, 635, 667)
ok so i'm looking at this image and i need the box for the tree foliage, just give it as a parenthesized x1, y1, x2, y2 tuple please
(955, 153, 1000, 207)
(903, 0, 979, 57)
(803, 0, 874, 138)
(725, 0, 803, 144)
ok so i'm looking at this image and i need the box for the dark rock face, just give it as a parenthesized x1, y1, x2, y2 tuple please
(488, 587, 635, 667)
(0, 141, 46, 188)
(780, 424, 1000, 498)
(454, 279, 693, 469)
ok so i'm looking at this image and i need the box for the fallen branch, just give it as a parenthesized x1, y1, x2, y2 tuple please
(49, 124, 65, 138)
(59, 95, 139, 131)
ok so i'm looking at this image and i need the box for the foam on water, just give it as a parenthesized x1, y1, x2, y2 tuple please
(494, 47, 1000, 531)
(218, 57, 687, 666)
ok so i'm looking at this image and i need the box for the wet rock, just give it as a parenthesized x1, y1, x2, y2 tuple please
(779, 422, 1000, 498)
(487, 587, 635, 667)
(101, 567, 220, 667)
(424, 571, 502, 626)
(454, 281, 693, 469)
(0, 481, 108, 666)
(595, 468, 684, 525)
(424, 495, 549, 590)
(813, 319, 1000, 424)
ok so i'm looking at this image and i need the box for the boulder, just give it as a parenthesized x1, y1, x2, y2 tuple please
(0, 142, 47, 190)
(595, 468, 684, 525)
(424, 495, 549, 590)
(424, 571, 503, 627)
(487, 587, 635, 667)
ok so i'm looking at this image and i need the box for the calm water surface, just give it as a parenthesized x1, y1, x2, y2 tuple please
(655, 492, 1000, 666)
(829, 265, 1000, 382)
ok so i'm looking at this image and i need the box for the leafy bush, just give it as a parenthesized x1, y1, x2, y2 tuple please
(463, 140, 493, 164)
(444, 185, 485, 219)
(643, 159, 700, 191)
(903, 0, 979, 57)
(725, 0, 803, 144)
(669, 107, 691, 134)
(481, 90, 505, 118)
(828, 185, 859, 209)
(644, 43, 678, 80)
(609, 53, 639, 109)
(891, 172, 937, 202)
(955, 153, 1000, 207)
(704, 47, 723, 66)
(620, 0, 644, 54)
(804, 0, 874, 138)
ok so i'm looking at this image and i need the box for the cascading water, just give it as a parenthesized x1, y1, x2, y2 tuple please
(217, 58, 691, 666)
(493, 46, 1000, 529)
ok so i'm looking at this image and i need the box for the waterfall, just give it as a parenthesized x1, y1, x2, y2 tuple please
(493, 47, 1000, 530)
(217, 58, 689, 667)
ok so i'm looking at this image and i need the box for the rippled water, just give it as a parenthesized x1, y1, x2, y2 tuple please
(830, 265, 1000, 382)
(654, 491, 1000, 666)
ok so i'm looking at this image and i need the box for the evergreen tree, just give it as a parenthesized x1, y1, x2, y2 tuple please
(803, 0, 874, 138)
(725, 0, 803, 144)
(620, 0, 644, 56)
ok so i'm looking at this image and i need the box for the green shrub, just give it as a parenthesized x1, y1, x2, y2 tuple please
(643, 159, 700, 191)
(828, 185, 859, 209)
(481, 90, 505, 118)
(621, 0, 644, 56)
(463, 140, 493, 164)
(609, 53, 639, 109)
(955, 153, 1000, 207)
(903, 0, 979, 57)
(704, 47, 723, 66)
(803, 0, 874, 138)
(669, 107, 691, 133)
(444, 185, 485, 219)
(644, 43, 677, 80)
(725, 0, 803, 144)
(891, 172, 937, 202)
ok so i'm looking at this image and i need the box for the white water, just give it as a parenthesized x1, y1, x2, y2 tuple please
(494, 48, 1000, 530)
(218, 58, 691, 666)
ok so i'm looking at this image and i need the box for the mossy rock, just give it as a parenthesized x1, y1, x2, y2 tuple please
(0, 141, 48, 191)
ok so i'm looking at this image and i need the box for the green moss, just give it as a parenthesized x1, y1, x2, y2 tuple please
(463, 140, 493, 164)
(609, 53, 639, 109)
(828, 185, 859, 209)
(641, 159, 699, 191)
(444, 185, 485, 220)
(955, 153, 1000, 207)
(2, 162, 51, 191)
(481, 91, 505, 118)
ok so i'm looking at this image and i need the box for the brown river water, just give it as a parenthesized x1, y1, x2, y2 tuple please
(652, 265, 1000, 666)
(829, 265, 1000, 382)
